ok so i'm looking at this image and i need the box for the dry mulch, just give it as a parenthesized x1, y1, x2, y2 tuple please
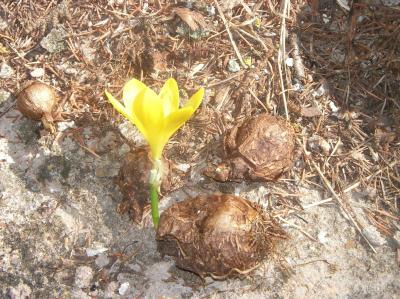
(1, 0, 399, 253)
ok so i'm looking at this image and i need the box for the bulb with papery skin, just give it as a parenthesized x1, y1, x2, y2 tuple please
(156, 194, 286, 279)
(17, 81, 57, 132)
(17, 82, 56, 120)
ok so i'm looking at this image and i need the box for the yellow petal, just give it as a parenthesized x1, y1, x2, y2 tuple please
(122, 78, 147, 113)
(105, 90, 133, 122)
(132, 88, 165, 157)
(183, 87, 204, 111)
(149, 108, 193, 159)
(165, 107, 193, 139)
(159, 78, 179, 116)
(148, 139, 165, 161)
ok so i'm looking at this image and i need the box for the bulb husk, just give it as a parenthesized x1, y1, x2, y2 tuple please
(17, 82, 57, 120)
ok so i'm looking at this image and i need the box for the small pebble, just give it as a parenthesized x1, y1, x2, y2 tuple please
(74, 266, 94, 289)
(40, 26, 67, 53)
(0, 90, 12, 107)
(227, 59, 240, 73)
(0, 63, 13, 79)
(285, 57, 294, 67)
(105, 281, 119, 296)
(57, 121, 76, 132)
(86, 245, 108, 257)
(392, 231, 400, 247)
(30, 68, 45, 78)
(312, 84, 327, 98)
(206, 5, 216, 16)
(329, 101, 339, 113)
(119, 282, 130, 296)
(95, 253, 110, 268)
(176, 163, 190, 173)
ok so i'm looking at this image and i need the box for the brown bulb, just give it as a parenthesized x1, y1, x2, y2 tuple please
(156, 194, 286, 279)
(17, 82, 57, 120)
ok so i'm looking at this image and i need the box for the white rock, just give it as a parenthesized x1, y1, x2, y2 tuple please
(57, 121, 76, 132)
(118, 282, 130, 295)
(0, 63, 13, 79)
(40, 26, 67, 53)
(312, 84, 327, 98)
(227, 59, 240, 73)
(207, 5, 216, 16)
(322, 14, 330, 24)
(0, 90, 12, 106)
(86, 245, 108, 257)
(329, 101, 339, 113)
(336, 0, 350, 11)
(293, 82, 303, 91)
(30, 68, 45, 78)
(175, 163, 190, 172)
(285, 57, 294, 67)
(318, 138, 331, 156)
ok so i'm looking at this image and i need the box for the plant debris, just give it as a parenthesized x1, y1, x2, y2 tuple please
(156, 193, 286, 279)
(174, 7, 208, 31)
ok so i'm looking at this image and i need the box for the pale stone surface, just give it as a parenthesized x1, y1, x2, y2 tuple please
(0, 107, 399, 298)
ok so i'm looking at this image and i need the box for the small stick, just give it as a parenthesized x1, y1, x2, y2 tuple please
(237, 28, 269, 53)
(277, 0, 290, 120)
(290, 33, 306, 81)
(208, 72, 242, 87)
(323, 137, 341, 168)
(311, 160, 377, 253)
(278, 216, 318, 242)
(249, 88, 269, 112)
(214, 0, 247, 68)
(77, 143, 101, 159)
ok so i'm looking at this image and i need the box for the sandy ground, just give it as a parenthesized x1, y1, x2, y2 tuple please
(1, 103, 399, 298)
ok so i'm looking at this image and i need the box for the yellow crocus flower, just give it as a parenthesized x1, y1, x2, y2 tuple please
(105, 78, 204, 160)
(105, 77, 204, 227)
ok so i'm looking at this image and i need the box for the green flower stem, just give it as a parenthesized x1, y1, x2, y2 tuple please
(149, 159, 162, 228)
(150, 182, 159, 228)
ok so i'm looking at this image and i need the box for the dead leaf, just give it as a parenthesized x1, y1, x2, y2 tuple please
(301, 105, 322, 117)
(174, 8, 207, 31)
